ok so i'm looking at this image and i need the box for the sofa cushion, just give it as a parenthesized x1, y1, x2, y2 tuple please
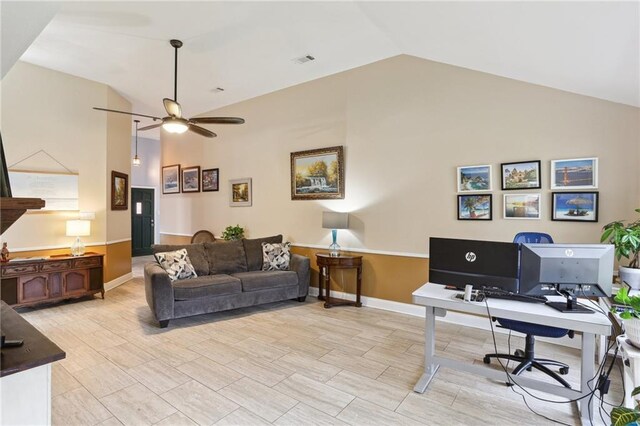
(262, 242, 291, 271)
(242, 235, 283, 271)
(152, 244, 209, 276)
(205, 240, 248, 275)
(173, 275, 241, 301)
(154, 249, 198, 282)
(231, 270, 298, 292)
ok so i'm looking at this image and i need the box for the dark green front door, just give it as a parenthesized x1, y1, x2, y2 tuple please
(131, 188, 154, 256)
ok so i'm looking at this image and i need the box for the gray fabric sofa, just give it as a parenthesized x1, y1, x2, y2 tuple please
(144, 235, 310, 328)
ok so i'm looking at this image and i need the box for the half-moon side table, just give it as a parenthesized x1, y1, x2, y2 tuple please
(316, 253, 362, 308)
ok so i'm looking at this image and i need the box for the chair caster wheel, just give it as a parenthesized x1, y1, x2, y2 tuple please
(559, 367, 569, 375)
(483, 356, 491, 364)
(514, 349, 525, 357)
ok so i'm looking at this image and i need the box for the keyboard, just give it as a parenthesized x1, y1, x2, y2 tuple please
(481, 289, 547, 304)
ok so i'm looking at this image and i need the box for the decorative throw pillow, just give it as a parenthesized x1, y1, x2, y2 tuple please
(155, 248, 198, 282)
(261, 242, 291, 271)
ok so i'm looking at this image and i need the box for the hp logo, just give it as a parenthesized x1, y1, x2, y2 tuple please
(465, 252, 477, 262)
(565, 249, 574, 257)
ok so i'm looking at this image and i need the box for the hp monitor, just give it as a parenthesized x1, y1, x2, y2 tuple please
(429, 237, 520, 292)
(520, 243, 614, 313)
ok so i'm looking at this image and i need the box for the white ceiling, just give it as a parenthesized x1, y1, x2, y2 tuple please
(5, 1, 639, 137)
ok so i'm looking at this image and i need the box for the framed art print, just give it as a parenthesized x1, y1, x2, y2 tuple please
(162, 164, 180, 194)
(230, 178, 252, 207)
(457, 194, 492, 220)
(291, 146, 345, 200)
(111, 171, 128, 210)
(202, 168, 219, 192)
(550, 158, 598, 189)
(457, 165, 492, 192)
(501, 160, 541, 190)
(503, 193, 541, 219)
(181, 166, 201, 192)
(551, 192, 598, 222)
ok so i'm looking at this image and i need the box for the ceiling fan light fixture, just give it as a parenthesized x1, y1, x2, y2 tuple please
(132, 155, 141, 167)
(163, 117, 189, 134)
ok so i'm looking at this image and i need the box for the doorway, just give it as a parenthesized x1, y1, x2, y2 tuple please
(131, 187, 154, 256)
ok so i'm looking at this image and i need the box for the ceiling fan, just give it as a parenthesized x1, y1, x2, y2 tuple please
(93, 39, 244, 138)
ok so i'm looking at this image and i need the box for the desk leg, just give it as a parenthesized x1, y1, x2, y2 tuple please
(414, 306, 439, 393)
(579, 332, 595, 424)
(355, 265, 362, 307)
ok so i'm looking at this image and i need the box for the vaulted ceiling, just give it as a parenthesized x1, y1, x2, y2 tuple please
(4, 1, 639, 133)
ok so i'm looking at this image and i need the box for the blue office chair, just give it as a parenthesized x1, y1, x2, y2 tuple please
(483, 232, 573, 388)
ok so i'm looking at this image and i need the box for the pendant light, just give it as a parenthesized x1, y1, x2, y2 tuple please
(132, 119, 141, 166)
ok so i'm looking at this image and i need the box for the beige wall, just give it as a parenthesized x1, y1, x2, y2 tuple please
(160, 55, 639, 254)
(1, 61, 132, 281)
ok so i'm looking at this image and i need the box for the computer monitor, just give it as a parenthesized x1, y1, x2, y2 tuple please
(520, 243, 614, 313)
(429, 237, 520, 292)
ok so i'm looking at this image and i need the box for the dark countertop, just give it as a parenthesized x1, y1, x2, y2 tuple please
(0, 301, 65, 378)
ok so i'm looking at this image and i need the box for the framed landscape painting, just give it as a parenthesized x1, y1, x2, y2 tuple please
(503, 193, 541, 220)
(501, 160, 541, 190)
(111, 171, 128, 210)
(457, 165, 492, 192)
(551, 192, 598, 222)
(457, 194, 492, 220)
(550, 157, 598, 189)
(291, 146, 345, 200)
(230, 178, 252, 207)
(202, 168, 219, 192)
(162, 164, 180, 194)
(181, 166, 200, 192)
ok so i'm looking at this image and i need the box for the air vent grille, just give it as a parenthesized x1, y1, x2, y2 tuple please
(292, 54, 315, 64)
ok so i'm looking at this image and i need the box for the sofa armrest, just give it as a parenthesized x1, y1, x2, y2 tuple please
(290, 254, 310, 297)
(144, 263, 174, 321)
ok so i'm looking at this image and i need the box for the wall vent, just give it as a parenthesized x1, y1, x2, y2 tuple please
(211, 87, 225, 93)
(292, 54, 315, 64)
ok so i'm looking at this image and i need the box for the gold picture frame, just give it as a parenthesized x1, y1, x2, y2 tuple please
(290, 146, 345, 200)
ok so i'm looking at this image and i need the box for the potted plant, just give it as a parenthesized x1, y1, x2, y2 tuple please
(601, 208, 640, 289)
(611, 386, 640, 425)
(221, 224, 245, 241)
(613, 287, 640, 349)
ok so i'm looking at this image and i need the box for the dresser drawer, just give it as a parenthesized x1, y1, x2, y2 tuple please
(40, 260, 71, 272)
(2, 264, 38, 277)
(73, 257, 102, 269)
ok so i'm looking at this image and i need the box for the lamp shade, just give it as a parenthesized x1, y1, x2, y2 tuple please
(322, 212, 349, 230)
(66, 220, 91, 237)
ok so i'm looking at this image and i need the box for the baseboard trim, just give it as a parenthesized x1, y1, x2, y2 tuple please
(105, 272, 133, 292)
(307, 287, 581, 349)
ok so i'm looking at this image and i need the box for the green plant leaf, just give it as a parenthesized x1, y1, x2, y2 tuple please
(611, 407, 640, 426)
(621, 310, 633, 320)
(616, 287, 631, 304)
(631, 387, 640, 397)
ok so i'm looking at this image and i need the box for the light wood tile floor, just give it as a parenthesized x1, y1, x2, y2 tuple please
(16, 258, 622, 425)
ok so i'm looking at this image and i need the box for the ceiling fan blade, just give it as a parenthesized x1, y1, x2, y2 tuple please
(93, 107, 161, 121)
(189, 117, 245, 125)
(139, 122, 163, 131)
(188, 124, 217, 138)
(163, 98, 182, 118)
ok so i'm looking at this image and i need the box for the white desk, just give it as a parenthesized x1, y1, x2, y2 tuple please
(412, 283, 612, 425)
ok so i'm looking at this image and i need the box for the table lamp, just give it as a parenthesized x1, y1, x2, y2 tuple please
(66, 220, 90, 256)
(322, 212, 349, 257)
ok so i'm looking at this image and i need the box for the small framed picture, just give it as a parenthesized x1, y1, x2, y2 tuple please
(457, 165, 492, 192)
(111, 171, 128, 210)
(230, 178, 252, 207)
(457, 194, 492, 220)
(162, 164, 180, 194)
(551, 192, 599, 222)
(503, 193, 541, 220)
(181, 166, 201, 192)
(501, 160, 541, 190)
(202, 168, 219, 192)
(550, 157, 598, 189)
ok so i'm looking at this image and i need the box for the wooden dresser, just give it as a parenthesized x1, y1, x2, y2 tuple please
(0, 252, 104, 308)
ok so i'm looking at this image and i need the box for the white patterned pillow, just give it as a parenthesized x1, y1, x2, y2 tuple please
(155, 248, 198, 281)
(261, 242, 291, 271)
